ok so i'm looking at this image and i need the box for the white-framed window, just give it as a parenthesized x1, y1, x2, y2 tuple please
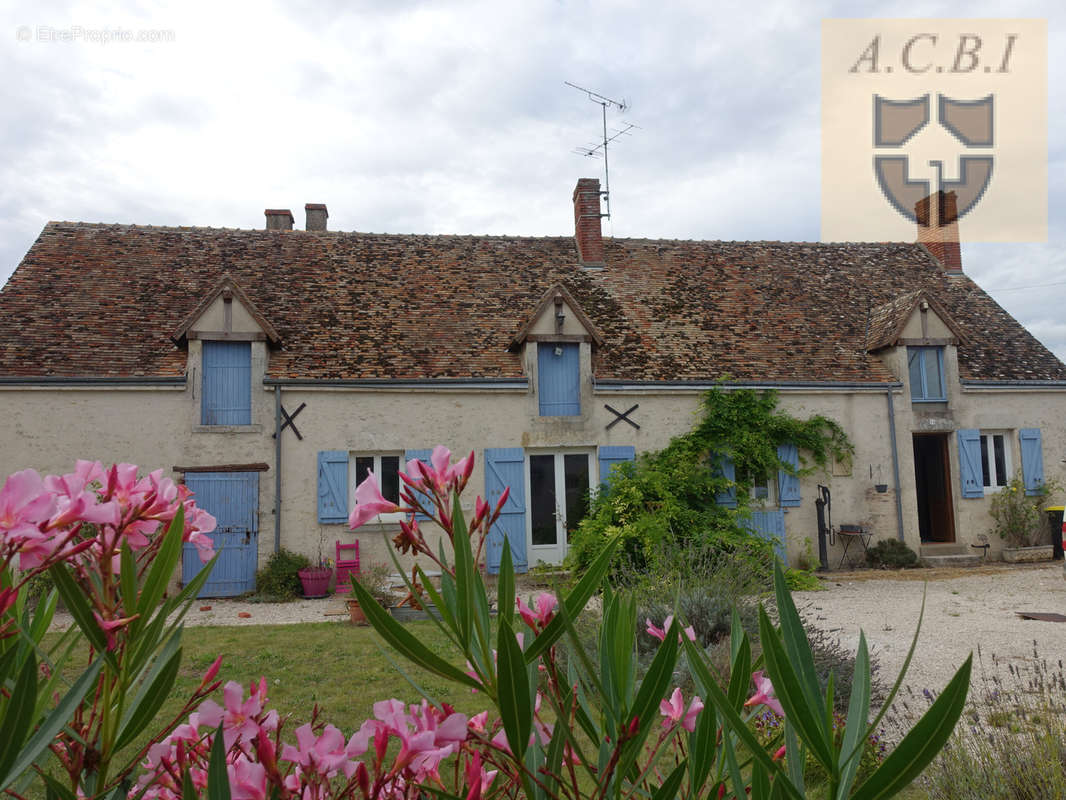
(349, 453, 404, 521)
(750, 474, 776, 505)
(527, 449, 594, 564)
(908, 346, 946, 402)
(740, 469, 777, 506)
(979, 432, 1011, 490)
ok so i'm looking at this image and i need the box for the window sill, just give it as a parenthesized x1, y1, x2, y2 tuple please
(910, 399, 948, 405)
(193, 424, 263, 434)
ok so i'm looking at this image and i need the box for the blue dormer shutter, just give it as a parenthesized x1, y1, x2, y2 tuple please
(202, 341, 252, 425)
(777, 443, 801, 507)
(1020, 429, 1045, 496)
(712, 453, 737, 508)
(317, 451, 348, 523)
(957, 429, 983, 499)
(538, 343, 580, 416)
(484, 448, 528, 574)
(404, 449, 434, 521)
(598, 446, 636, 490)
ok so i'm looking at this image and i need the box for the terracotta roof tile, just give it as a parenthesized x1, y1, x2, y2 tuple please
(0, 223, 1063, 383)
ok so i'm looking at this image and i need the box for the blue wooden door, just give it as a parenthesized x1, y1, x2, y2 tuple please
(740, 509, 788, 565)
(182, 472, 259, 597)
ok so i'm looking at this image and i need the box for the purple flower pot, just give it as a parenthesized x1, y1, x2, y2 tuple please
(298, 567, 332, 598)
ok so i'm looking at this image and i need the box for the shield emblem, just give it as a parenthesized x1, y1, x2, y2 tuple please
(872, 93, 994, 223)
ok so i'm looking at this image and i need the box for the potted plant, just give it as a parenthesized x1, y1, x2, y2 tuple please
(346, 562, 394, 625)
(990, 476, 1061, 562)
(297, 563, 332, 597)
(296, 531, 334, 598)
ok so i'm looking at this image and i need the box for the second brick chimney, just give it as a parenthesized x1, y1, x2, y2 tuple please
(305, 203, 328, 232)
(573, 178, 605, 267)
(915, 190, 962, 274)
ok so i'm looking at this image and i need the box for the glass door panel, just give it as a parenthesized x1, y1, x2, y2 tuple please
(563, 454, 590, 539)
(530, 454, 557, 546)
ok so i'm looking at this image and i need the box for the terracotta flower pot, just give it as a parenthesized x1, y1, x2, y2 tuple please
(298, 566, 332, 598)
(346, 599, 368, 625)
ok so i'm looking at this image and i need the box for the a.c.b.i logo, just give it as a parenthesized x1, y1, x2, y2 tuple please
(873, 92, 992, 225)
(820, 20, 1046, 243)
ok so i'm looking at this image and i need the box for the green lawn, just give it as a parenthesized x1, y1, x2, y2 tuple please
(163, 620, 484, 732)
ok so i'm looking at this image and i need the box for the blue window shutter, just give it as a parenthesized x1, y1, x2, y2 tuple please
(538, 343, 580, 416)
(317, 451, 348, 523)
(740, 509, 788, 565)
(484, 448, 527, 575)
(403, 449, 434, 521)
(202, 341, 251, 425)
(598, 446, 635, 490)
(713, 453, 737, 508)
(957, 429, 983, 499)
(1020, 429, 1045, 496)
(777, 443, 801, 507)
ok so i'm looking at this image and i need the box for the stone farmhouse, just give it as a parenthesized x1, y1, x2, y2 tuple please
(0, 180, 1062, 593)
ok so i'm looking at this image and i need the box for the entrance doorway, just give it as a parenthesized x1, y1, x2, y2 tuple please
(912, 434, 955, 543)
(528, 451, 592, 565)
(181, 471, 259, 596)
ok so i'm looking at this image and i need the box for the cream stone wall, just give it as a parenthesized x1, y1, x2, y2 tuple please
(274, 384, 904, 572)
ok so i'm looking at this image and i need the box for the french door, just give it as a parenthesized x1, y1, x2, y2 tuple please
(528, 451, 592, 565)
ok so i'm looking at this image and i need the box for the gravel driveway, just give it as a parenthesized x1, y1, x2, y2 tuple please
(794, 561, 1066, 706)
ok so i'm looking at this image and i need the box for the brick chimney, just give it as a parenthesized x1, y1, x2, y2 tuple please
(573, 178, 605, 267)
(305, 203, 328, 232)
(264, 209, 294, 231)
(915, 190, 961, 274)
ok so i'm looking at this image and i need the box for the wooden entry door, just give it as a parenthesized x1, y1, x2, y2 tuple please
(912, 434, 955, 543)
(181, 472, 259, 597)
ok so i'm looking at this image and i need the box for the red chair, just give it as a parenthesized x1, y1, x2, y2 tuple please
(335, 540, 360, 593)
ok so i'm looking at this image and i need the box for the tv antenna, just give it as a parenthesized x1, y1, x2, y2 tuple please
(565, 81, 639, 221)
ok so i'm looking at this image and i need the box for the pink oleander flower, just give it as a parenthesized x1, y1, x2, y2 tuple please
(645, 615, 696, 644)
(430, 445, 455, 489)
(745, 670, 785, 717)
(408, 699, 468, 746)
(0, 468, 56, 540)
(280, 723, 351, 775)
(170, 699, 224, 742)
(227, 755, 267, 800)
(219, 678, 277, 752)
(472, 496, 489, 527)
(463, 750, 498, 800)
(349, 471, 401, 528)
(92, 611, 138, 650)
(517, 592, 557, 630)
(659, 687, 704, 732)
(468, 711, 489, 733)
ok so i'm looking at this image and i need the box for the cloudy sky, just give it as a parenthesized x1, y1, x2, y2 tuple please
(2, 1, 1065, 359)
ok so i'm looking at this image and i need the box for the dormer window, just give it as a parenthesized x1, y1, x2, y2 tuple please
(908, 346, 946, 402)
(538, 343, 580, 416)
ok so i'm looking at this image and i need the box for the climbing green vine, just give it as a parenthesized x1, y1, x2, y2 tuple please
(567, 386, 853, 577)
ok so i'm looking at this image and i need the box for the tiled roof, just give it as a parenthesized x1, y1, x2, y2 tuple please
(0, 222, 1063, 383)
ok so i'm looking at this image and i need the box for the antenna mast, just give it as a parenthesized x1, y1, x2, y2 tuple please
(565, 81, 638, 221)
